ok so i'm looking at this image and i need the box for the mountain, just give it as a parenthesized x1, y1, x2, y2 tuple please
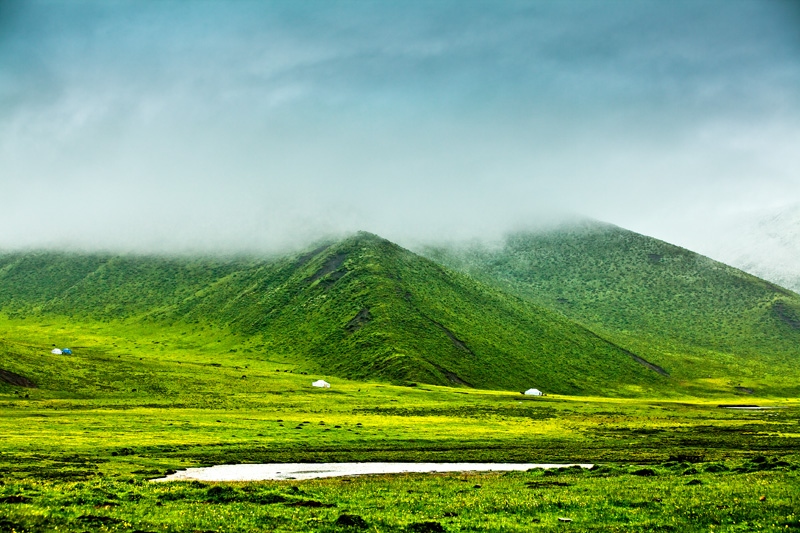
(420, 220, 800, 396)
(0, 233, 669, 395)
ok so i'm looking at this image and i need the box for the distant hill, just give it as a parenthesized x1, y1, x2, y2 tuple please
(421, 220, 800, 396)
(0, 233, 669, 395)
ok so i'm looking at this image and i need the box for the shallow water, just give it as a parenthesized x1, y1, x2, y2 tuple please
(153, 462, 594, 482)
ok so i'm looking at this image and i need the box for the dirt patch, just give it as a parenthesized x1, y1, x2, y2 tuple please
(629, 354, 670, 376)
(307, 253, 347, 283)
(581, 329, 669, 377)
(735, 386, 754, 395)
(345, 308, 372, 333)
(772, 301, 800, 330)
(429, 363, 473, 387)
(442, 370, 472, 386)
(0, 368, 36, 388)
(430, 320, 475, 356)
(295, 244, 331, 267)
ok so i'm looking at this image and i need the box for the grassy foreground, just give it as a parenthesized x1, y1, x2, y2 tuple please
(2, 463, 799, 532)
(1, 317, 799, 531)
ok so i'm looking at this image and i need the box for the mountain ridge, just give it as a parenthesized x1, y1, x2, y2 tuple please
(419, 220, 800, 396)
(0, 232, 670, 395)
(3, 226, 799, 396)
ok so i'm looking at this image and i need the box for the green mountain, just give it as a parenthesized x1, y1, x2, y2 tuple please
(0, 233, 669, 395)
(421, 220, 800, 396)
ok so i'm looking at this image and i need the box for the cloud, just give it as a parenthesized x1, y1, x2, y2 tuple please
(0, 0, 798, 254)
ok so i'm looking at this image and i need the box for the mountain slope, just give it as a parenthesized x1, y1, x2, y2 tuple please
(421, 220, 800, 395)
(0, 233, 669, 395)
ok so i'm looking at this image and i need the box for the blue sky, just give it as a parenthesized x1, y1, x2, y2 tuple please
(1, 1, 799, 253)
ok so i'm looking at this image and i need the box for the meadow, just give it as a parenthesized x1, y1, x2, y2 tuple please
(2, 316, 799, 531)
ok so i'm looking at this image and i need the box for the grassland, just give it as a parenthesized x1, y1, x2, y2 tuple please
(1, 315, 799, 531)
(2, 228, 800, 531)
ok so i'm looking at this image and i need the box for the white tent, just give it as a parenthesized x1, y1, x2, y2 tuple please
(312, 379, 331, 388)
(524, 388, 543, 396)
(51, 348, 62, 355)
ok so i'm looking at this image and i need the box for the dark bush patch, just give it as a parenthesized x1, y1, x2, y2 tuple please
(206, 485, 241, 503)
(631, 428, 662, 435)
(335, 514, 369, 529)
(111, 447, 136, 457)
(0, 518, 26, 532)
(406, 521, 446, 533)
(686, 479, 702, 485)
(131, 469, 163, 476)
(157, 491, 189, 502)
(703, 463, 729, 473)
(0, 495, 32, 504)
(631, 468, 657, 477)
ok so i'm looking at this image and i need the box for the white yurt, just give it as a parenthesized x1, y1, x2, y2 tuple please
(312, 379, 331, 388)
(51, 348, 62, 355)
(524, 388, 543, 396)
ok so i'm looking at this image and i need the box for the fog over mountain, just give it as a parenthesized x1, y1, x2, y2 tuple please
(701, 204, 800, 293)
(1, 1, 799, 259)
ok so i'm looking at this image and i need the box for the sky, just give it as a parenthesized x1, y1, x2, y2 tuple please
(1, 0, 799, 255)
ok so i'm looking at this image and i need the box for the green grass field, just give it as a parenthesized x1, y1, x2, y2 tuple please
(2, 230, 800, 531)
(2, 315, 799, 531)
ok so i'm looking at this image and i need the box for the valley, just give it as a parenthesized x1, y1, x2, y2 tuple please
(1, 226, 799, 531)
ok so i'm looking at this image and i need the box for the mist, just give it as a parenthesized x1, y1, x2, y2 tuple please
(1, 0, 799, 256)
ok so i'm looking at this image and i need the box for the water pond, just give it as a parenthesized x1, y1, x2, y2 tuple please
(719, 405, 785, 410)
(154, 462, 594, 482)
